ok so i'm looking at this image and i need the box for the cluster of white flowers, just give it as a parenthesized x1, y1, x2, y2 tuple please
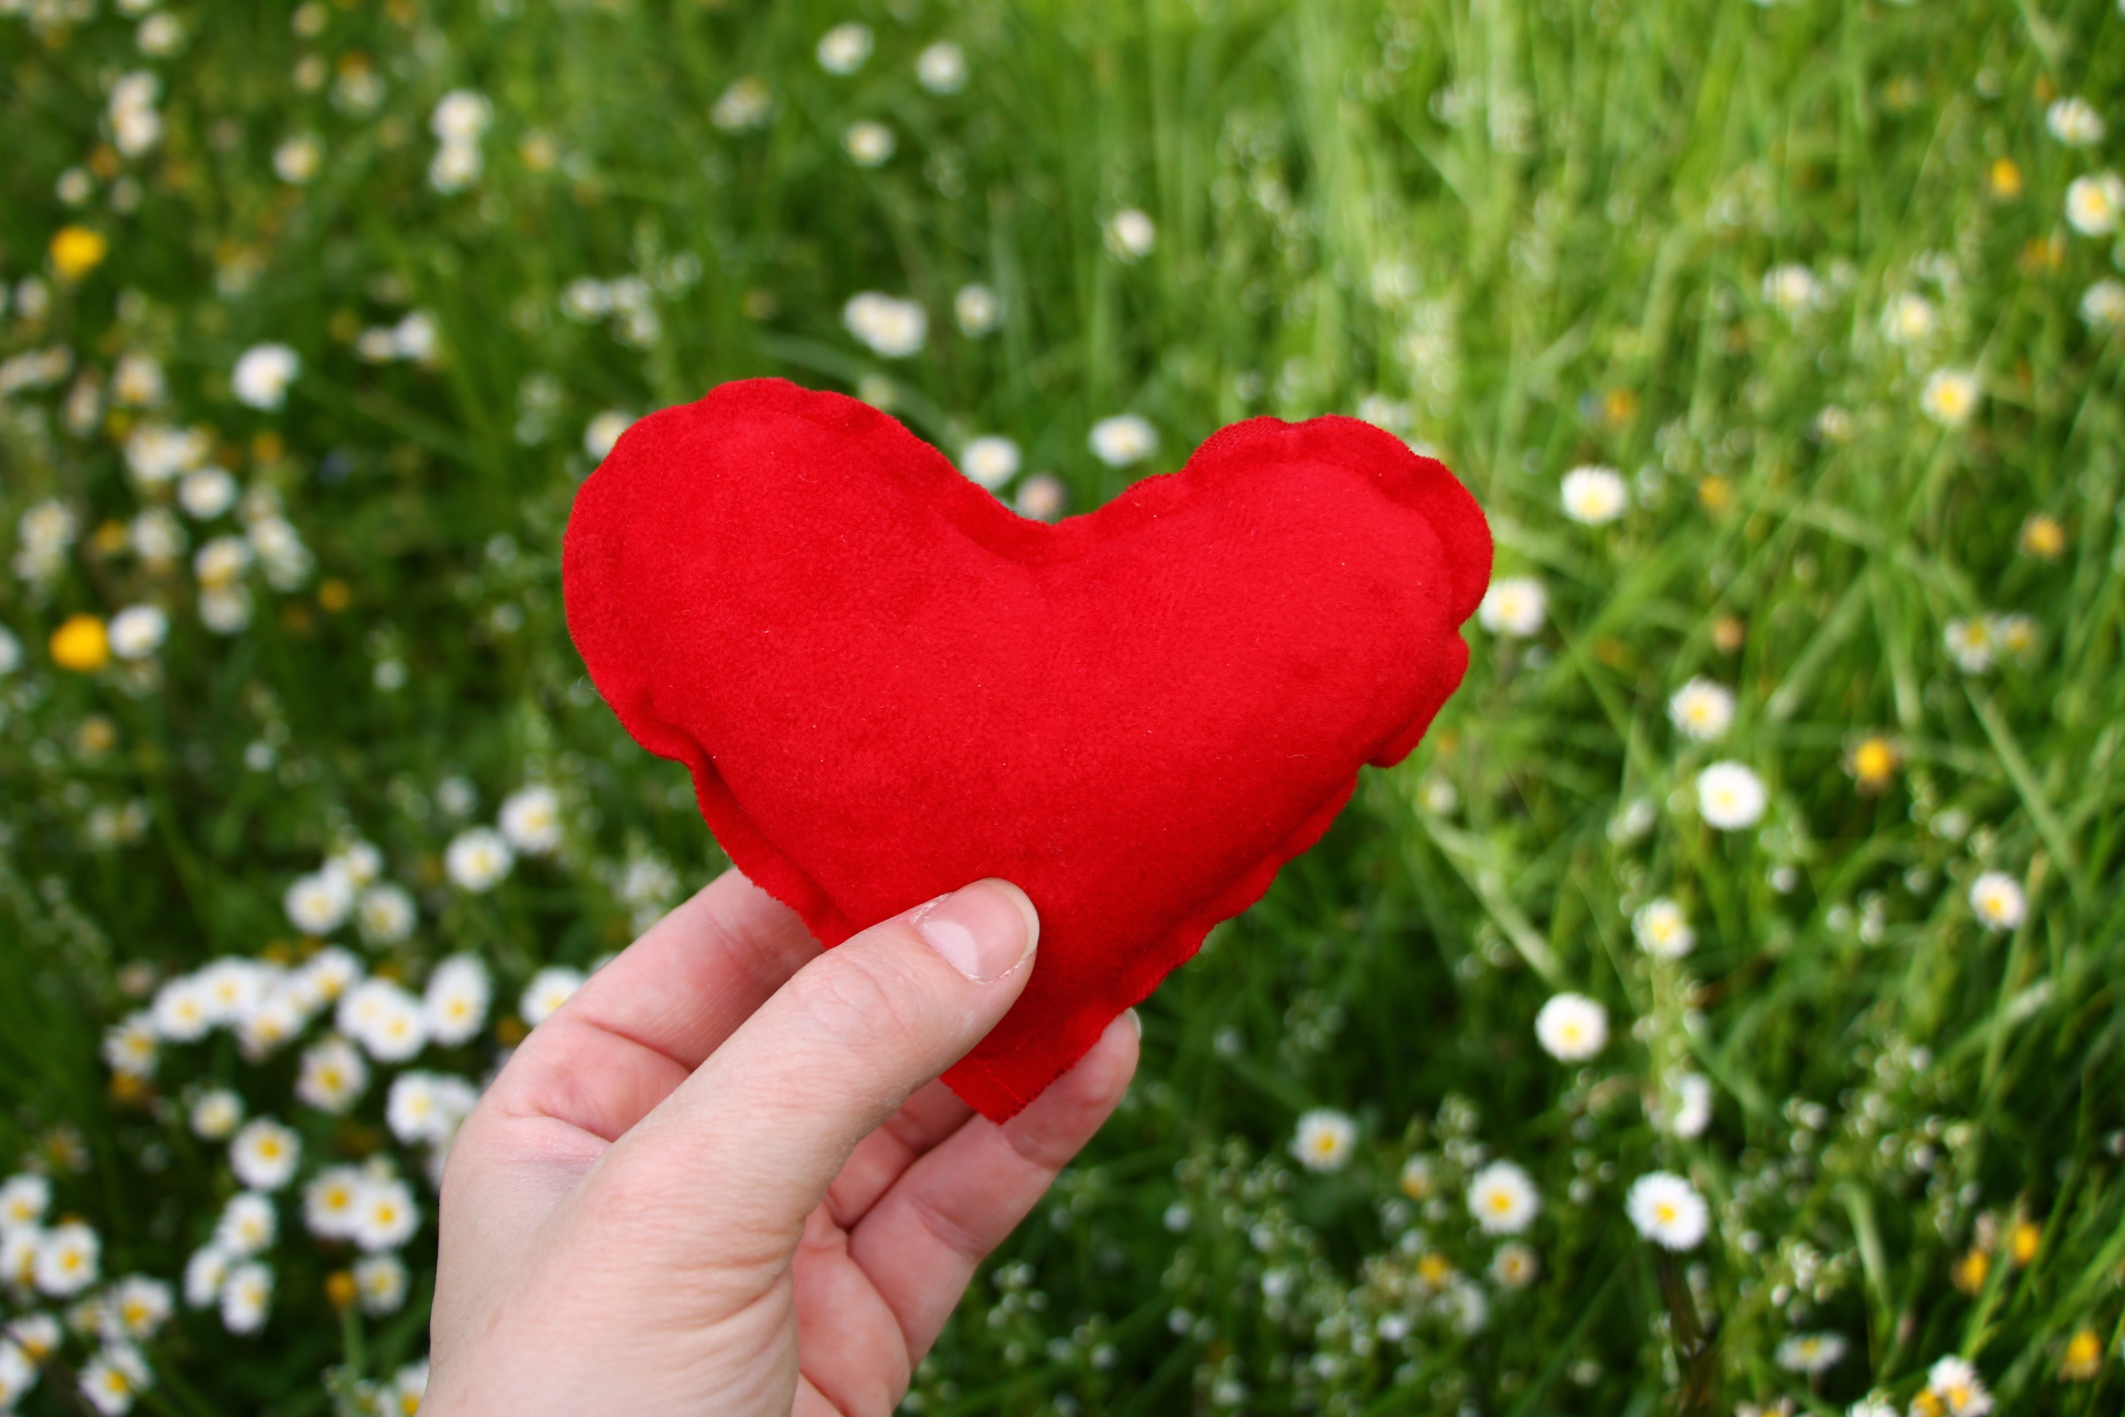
(1942, 612, 2036, 674)
(356, 309, 439, 364)
(282, 840, 411, 941)
(844, 292, 928, 358)
(561, 274, 662, 347)
(0, 1175, 175, 1414)
(1762, 263, 1822, 316)
(107, 71, 162, 157)
(0, 345, 74, 400)
(428, 89, 493, 194)
(13, 497, 78, 584)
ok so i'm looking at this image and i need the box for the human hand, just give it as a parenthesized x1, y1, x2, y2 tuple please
(422, 869, 1138, 1416)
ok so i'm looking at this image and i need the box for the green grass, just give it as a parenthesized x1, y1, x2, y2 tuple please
(4, 0, 2125, 1413)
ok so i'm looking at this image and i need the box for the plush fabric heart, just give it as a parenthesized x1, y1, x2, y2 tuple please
(564, 378, 1491, 1120)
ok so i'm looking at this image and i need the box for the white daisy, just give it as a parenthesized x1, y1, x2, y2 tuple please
(1695, 761, 1767, 830)
(954, 284, 1000, 335)
(1625, 1171, 1708, 1250)
(444, 827, 515, 892)
(520, 966, 585, 1026)
(351, 1176, 420, 1253)
(1631, 899, 1695, 959)
(2046, 97, 2105, 146)
(272, 134, 322, 184)
(1104, 209, 1156, 261)
(583, 410, 633, 460)
(711, 77, 772, 132)
(1943, 616, 1996, 673)
(1667, 677, 1735, 741)
(2080, 280, 2125, 332)
(336, 978, 430, 1062)
(1289, 1109, 1356, 1173)
(284, 870, 354, 936)
(302, 1167, 365, 1241)
(843, 120, 895, 167)
(1490, 1241, 1539, 1288)
(105, 1275, 173, 1340)
(228, 1118, 300, 1191)
(1920, 369, 1980, 427)
(149, 975, 214, 1042)
(294, 1035, 369, 1114)
(353, 1254, 408, 1316)
(1534, 993, 1608, 1061)
(1881, 291, 1937, 345)
(101, 1015, 158, 1078)
(816, 22, 873, 75)
(218, 1260, 272, 1335)
(34, 1221, 100, 1297)
(1088, 414, 1158, 467)
(1467, 1160, 1540, 1235)
(1477, 577, 1546, 638)
(1559, 465, 1628, 525)
(0, 1174, 52, 1232)
(181, 1247, 229, 1309)
(843, 293, 928, 358)
(106, 605, 166, 660)
(188, 1090, 244, 1140)
(2066, 173, 2125, 236)
(355, 883, 416, 945)
(77, 1341, 149, 1415)
(1650, 1072, 1714, 1139)
(960, 435, 1022, 489)
(211, 1192, 275, 1257)
(1968, 871, 2026, 931)
(424, 955, 492, 1046)
(498, 785, 562, 855)
(916, 41, 967, 94)
(386, 1071, 479, 1146)
(231, 344, 299, 411)
(1775, 1331, 1849, 1374)
(1762, 263, 1821, 315)
(1926, 1356, 1993, 1416)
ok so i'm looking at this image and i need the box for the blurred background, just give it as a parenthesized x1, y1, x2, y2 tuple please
(3, 0, 2124, 1413)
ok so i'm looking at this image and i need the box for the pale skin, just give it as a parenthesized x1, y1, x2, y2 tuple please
(424, 870, 1139, 1416)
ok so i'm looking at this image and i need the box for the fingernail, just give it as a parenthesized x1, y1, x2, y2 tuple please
(1126, 1008, 1143, 1039)
(913, 879, 1037, 983)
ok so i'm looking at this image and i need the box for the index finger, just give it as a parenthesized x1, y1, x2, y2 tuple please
(491, 866, 822, 1140)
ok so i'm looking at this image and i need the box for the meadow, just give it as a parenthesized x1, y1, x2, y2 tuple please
(3, 0, 2125, 1412)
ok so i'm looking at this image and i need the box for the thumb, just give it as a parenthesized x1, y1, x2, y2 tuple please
(583, 878, 1038, 1248)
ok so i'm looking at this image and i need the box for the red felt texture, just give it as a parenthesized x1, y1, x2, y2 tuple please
(563, 378, 1493, 1120)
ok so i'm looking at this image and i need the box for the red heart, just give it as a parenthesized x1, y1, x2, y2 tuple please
(564, 379, 1491, 1120)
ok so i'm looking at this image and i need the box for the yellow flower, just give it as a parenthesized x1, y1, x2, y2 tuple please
(49, 614, 111, 673)
(325, 1269, 358, 1309)
(1951, 1247, 1990, 1294)
(2019, 514, 2066, 559)
(50, 226, 109, 281)
(1848, 737, 1899, 792)
(2009, 1219, 2041, 1265)
(2061, 1327, 2103, 1381)
(1987, 159, 2023, 200)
